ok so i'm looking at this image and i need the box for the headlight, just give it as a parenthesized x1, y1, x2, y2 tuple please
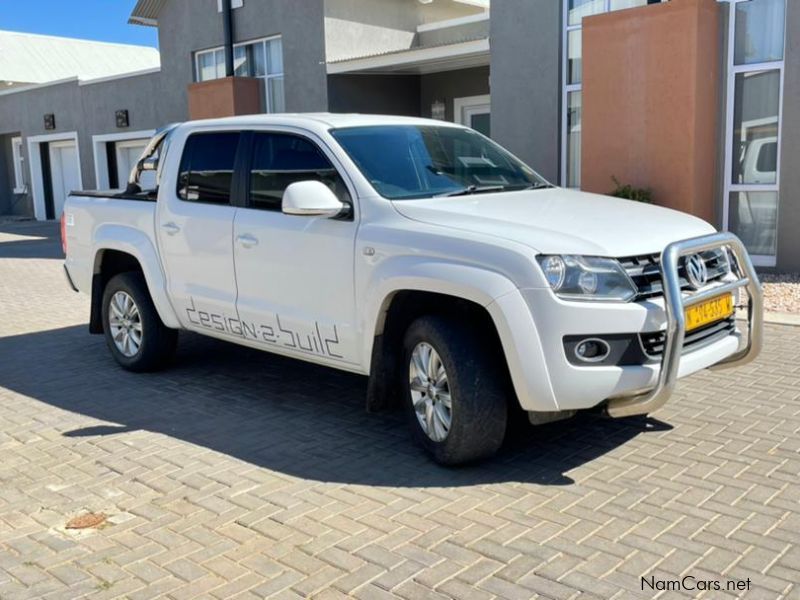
(536, 255, 637, 302)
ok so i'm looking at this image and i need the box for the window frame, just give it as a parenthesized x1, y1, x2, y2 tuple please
(175, 131, 246, 206)
(194, 48, 226, 82)
(11, 136, 26, 193)
(193, 35, 285, 113)
(239, 127, 356, 220)
(721, 0, 787, 267)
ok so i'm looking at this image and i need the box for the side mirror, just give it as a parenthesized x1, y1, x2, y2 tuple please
(139, 157, 159, 172)
(282, 180, 348, 218)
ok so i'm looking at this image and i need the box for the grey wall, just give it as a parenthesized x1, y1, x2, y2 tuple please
(420, 66, 489, 121)
(777, 0, 800, 272)
(490, 0, 561, 182)
(0, 71, 165, 215)
(328, 74, 421, 116)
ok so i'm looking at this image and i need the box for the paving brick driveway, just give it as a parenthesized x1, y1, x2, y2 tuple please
(0, 221, 798, 600)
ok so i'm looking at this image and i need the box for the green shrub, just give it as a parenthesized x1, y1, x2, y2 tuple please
(610, 176, 652, 203)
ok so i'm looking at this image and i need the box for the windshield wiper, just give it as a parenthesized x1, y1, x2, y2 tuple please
(436, 185, 506, 198)
(522, 182, 554, 190)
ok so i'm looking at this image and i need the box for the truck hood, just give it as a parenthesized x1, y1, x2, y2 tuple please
(391, 188, 716, 256)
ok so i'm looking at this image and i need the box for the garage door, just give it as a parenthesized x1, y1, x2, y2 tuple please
(115, 139, 151, 189)
(48, 140, 81, 219)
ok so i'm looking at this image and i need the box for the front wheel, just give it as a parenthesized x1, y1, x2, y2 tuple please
(102, 272, 177, 372)
(403, 316, 508, 465)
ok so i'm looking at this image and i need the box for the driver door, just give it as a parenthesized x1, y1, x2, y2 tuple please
(232, 130, 360, 368)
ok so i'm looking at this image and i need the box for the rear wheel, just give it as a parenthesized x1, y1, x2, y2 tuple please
(102, 272, 177, 372)
(402, 316, 507, 465)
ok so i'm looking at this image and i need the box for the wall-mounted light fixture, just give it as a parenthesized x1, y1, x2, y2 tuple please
(116, 110, 130, 128)
(43, 114, 55, 130)
(431, 100, 446, 121)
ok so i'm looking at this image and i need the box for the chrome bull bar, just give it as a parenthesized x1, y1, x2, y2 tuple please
(606, 232, 763, 418)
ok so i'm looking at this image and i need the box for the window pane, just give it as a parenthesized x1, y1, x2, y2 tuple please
(249, 133, 345, 211)
(233, 45, 248, 76)
(198, 52, 216, 82)
(268, 77, 285, 113)
(729, 191, 778, 256)
(252, 42, 267, 77)
(568, 0, 605, 25)
(267, 39, 283, 74)
(732, 70, 780, 185)
(735, 0, 786, 65)
(215, 49, 226, 78)
(470, 112, 491, 138)
(567, 91, 582, 188)
(567, 29, 582, 84)
(177, 133, 240, 204)
(609, 0, 648, 12)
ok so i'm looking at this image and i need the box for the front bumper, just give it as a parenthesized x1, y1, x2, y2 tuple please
(604, 232, 762, 417)
(492, 233, 763, 415)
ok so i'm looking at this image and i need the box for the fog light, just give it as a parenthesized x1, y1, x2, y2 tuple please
(574, 338, 610, 363)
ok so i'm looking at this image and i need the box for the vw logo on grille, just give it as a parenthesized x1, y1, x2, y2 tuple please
(685, 254, 708, 289)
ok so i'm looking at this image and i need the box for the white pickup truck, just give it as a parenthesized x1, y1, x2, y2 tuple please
(62, 114, 763, 465)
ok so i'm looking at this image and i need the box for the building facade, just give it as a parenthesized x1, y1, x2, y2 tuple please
(0, 0, 796, 270)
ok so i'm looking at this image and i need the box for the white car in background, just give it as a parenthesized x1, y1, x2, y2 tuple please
(61, 114, 763, 465)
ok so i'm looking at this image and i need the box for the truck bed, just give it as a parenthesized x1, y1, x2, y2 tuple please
(71, 189, 157, 202)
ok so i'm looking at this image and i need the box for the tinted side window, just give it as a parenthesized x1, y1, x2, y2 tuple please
(249, 133, 350, 211)
(177, 132, 240, 204)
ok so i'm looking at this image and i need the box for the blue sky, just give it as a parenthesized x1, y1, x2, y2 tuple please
(0, 1, 158, 47)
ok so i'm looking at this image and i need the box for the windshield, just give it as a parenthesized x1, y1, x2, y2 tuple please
(330, 125, 550, 200)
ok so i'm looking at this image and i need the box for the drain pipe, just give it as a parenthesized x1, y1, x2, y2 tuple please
(222, 0, 235, 77)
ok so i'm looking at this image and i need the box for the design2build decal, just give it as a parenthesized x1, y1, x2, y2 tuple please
(186, 298, 344, 360)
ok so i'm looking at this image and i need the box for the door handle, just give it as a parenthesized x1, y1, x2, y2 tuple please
(237, 234, 259, 248)
(161, 222, 180, 236)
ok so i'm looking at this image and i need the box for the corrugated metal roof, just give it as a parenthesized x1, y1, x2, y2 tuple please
(129, 0, 167, 26)
(0, 31, 160, 85)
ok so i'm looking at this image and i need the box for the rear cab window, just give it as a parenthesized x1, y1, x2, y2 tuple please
(177, 132, 241, 204)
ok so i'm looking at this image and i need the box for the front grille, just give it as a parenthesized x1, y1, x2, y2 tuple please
(620, 249, 730, 301)
(639, 316, 736, 358)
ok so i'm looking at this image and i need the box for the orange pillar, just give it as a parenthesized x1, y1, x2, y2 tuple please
(581, 0, 721, 222)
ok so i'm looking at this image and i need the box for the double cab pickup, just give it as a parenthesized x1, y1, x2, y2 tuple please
(62, 114, 763, 464)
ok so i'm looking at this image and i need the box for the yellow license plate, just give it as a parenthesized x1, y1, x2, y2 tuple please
(685, 293, 734, 332)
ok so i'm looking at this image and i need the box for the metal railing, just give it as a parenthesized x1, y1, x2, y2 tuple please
(606, 232, 763, 418)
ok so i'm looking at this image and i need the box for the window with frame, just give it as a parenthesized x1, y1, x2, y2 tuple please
(177, 132, 241, 204)
(195, 48, 226, 82)
(248, 132, 350, 211)
(194, 37, 285, 113)
(11, 137, 25, 193)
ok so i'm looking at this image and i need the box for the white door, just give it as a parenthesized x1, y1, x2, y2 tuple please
(233, 131, 359, 367)
(48, 140, 81, 218)
(157, 131, 242, 333)
(455, 94, 491, 138)
(115, 140, 150, 189)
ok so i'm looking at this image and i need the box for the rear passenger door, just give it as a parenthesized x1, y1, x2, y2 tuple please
(157, 131, 244, 336)
(232, 130, 360, 368)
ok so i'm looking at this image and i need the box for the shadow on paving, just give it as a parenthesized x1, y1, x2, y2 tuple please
(0, 323, 671, 487)
(0, 221, 63, 260)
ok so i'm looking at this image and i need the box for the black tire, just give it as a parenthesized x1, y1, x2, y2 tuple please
(402, 316, 508, 465)
(102, 272, 178, 372)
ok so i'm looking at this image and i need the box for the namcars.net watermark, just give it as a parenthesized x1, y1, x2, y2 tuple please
(642, 575, 752, 594)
